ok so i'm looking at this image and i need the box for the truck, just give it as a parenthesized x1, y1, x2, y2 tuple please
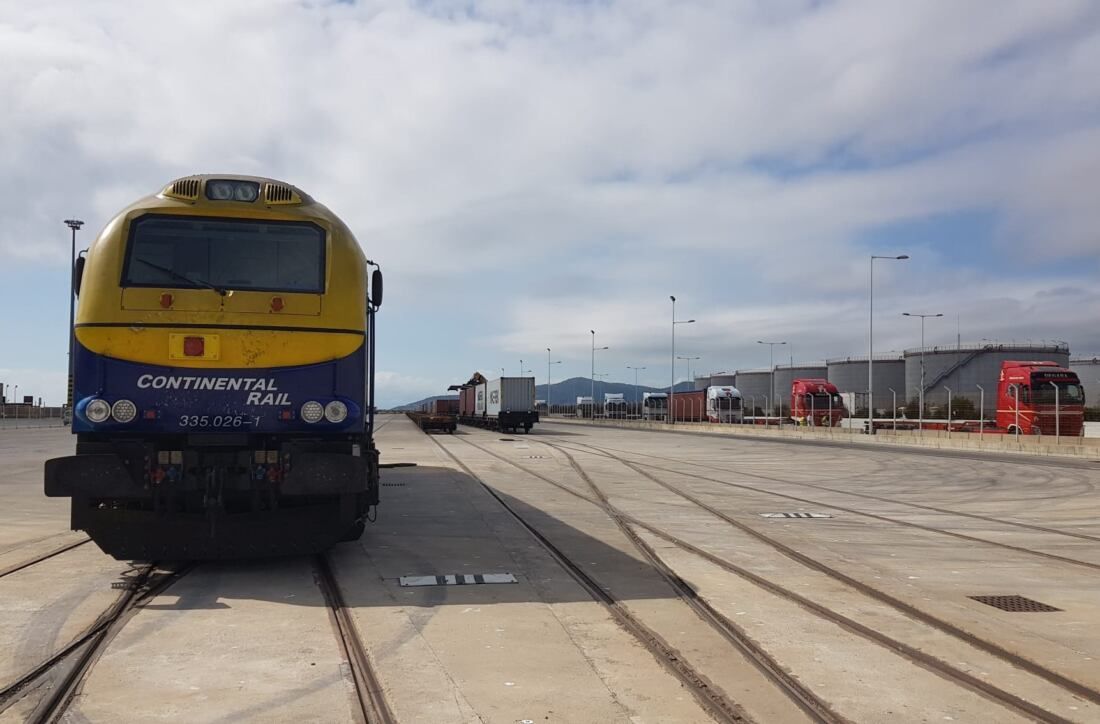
(603, 393, 627, 419)
(997, 361, 1085, 436)
(642, 392, 668, 421)
(791, 379, 846, 427)
(671, 386, 743, 423)
(575, 396, 595, 418)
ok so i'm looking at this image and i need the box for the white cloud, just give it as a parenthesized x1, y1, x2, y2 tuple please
(2, 0, 1100, 403)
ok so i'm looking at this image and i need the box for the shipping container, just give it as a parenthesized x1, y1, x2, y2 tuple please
(459, 387, 476, 416)
(486, 378, 536, 415)
(430, 398, 459, 415)
(475, 382, 487, 415)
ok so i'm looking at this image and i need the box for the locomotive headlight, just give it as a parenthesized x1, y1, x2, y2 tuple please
(111, 399, 138, 424)
(86, 399, 111, 423)
(300, 400, 324, 424)
(324, 400, 348, 423)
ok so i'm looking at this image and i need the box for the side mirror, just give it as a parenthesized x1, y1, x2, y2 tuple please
(73, 254, 87, 296)
(370, 268, 383, 309)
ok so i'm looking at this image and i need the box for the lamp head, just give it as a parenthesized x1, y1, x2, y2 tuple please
(896, 254, 910, 259)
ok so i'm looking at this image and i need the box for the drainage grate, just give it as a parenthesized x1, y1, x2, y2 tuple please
(381, 482, 406, 487)
(499, 438, 516, 442)
(526, 455, 547, 459)
(969, 595, 1061, 612)
(760, 512, 833, 519)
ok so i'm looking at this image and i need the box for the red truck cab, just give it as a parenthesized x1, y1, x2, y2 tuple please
(997, 361, 1084, 436)
(791, 378, 846, 426)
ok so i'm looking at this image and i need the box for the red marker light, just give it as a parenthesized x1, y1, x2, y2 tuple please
(160, 293, 173, 309)
(143, 410, 157, 420)
(279, 409, 294, 421)
(270, 296, 284, 312)
(183, 336, 205, 357)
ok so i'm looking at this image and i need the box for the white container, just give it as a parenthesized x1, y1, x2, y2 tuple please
(486, 377, 535, 416)
(475, 382, 487, 415)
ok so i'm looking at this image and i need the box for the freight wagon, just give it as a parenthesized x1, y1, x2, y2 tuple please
(451, 374, 539, 433)
(406, 397, 459, 433)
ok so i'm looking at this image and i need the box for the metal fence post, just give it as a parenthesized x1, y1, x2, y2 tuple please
(944, 386, 952, 438)
(1049, 381, 1059, 442)
(976, 385, 984, 438)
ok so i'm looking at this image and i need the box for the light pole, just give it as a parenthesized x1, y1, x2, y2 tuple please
(64, 218, 84, 411)
(590, 330, 608, 410)
(869, 254, 908, 433)
(902, 312, 943, 433)
(669, 296, 695, 425)
(626, 365, 646, 418)
(677, 356, 700, 386)
(546, 348, 561, 414)
(757, 340, 787, 424)
(520, 359, 532, 376)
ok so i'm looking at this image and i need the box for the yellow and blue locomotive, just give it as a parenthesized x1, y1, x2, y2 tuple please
(45, 175, 382, 559)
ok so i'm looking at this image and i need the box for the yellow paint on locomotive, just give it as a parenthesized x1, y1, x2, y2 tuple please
(75, 175, 368, 369)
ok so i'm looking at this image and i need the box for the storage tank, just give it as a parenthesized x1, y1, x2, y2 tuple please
(734, 368, 773, 412)
(773, 364, 827, 415)
(904, 343, 1070, 416)
(695, 372, 734, 390)
(1069, 358, 1100, 408)
(826, 356, 905, 414)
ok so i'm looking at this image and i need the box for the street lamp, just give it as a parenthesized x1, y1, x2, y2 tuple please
(590, 330, 608, 410)
(757, 340, 787, 423)
(64, 218, 84, 411)
(626, 365, 646, 418)
(670, 296, 696, 425)
(677, 356, 701, 385)
(519, 359, 532, 376)
(546, 348, 561, 414)
(869, 254, 908, 433)
(902, 312, 943, 433)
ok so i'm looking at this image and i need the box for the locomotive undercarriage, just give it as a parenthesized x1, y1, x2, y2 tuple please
(46, 432, 379, 560)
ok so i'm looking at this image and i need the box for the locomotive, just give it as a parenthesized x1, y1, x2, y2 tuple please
(45, 175, 382, 559)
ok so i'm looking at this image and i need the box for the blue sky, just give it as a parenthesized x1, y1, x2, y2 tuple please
(2, 0, 1100, 406)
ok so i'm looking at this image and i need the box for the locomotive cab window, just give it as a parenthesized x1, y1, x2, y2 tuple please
(122, 215, 325, 294)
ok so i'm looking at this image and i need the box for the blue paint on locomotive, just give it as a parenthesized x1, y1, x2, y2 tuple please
(71, 340, 366, 434)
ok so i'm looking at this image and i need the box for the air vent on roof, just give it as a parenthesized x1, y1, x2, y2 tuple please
(163, 177, 201, 201)
(264, 182, 301, 205)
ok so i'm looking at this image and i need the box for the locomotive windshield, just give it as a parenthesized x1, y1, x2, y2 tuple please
(122, 215, 325, 293)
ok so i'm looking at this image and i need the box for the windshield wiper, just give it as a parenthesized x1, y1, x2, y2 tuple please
(134, 258, 228, 296)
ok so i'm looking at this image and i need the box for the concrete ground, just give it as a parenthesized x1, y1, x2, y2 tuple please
(0, 416, 1098, 722)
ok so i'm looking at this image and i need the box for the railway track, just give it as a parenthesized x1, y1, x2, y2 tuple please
(439, 429, 1098, 721)
(544, 437, 1100, 573)
(427, 433, 761, 724)
(549, 435, 1100, 545)
(0, 562, 191, 722)
(314, 553, 395, 724)
(0, 536, 92, 580)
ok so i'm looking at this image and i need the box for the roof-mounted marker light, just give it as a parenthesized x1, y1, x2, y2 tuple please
(205, 180, 260, 203)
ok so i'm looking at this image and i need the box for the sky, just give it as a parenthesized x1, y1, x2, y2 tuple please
(2, 0, 1100, 407)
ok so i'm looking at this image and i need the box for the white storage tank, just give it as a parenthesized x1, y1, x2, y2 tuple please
(826, 356, 905, 414)
(904, 343, 1070, 416)
(1069, 358, 1100, 408)
(734, 368, 773, 412)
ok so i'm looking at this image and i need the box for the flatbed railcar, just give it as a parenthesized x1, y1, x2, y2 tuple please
(45, 174, 384, 560)
(405, 410, 457, 433)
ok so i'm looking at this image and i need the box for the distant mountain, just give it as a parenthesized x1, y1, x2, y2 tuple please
(538, 377, 694, 405)
(390, 394, 458, 412)
(394, 377, 694, 409)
